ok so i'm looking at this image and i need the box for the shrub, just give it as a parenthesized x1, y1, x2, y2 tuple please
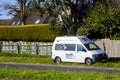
(0, 24, 58, 41)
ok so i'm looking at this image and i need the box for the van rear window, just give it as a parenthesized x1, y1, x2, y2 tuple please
(55, 44, 75, 51)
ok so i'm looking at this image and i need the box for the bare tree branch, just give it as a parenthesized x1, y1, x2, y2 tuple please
(4, 0, 33, 25)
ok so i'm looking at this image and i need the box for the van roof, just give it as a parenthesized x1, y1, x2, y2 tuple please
(55, 36, 93, 44)
(77, 36, 93, 44)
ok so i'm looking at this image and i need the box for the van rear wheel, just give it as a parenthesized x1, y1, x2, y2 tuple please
(54, 57, 61, 64)
(85, 58, 93, 65)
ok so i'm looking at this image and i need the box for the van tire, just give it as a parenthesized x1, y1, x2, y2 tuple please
(85, 58, 93, 65)
(54, 57, 61, 64)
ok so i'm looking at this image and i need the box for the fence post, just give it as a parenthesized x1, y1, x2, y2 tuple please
(17, 43, 20, 54)
(0, 42, 1, 52)
(36, 44, 39, 55)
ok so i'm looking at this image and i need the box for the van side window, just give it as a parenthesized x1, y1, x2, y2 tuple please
(65, 44, 75, 51)
(77, 44, 85, 51)
(55, 44, 64, 50)
(55, 44, 75, 51)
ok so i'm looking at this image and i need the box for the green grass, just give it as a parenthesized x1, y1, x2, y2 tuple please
(0, 52, 120, 68)
(0, 68, 120, 80)
(0, 52, 54, 64)
(0, 52, 120, 80)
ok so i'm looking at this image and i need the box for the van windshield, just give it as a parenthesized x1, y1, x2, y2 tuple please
(84, 43, 100, 50)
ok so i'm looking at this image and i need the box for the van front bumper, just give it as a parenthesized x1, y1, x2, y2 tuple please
(92, 54, 108, 62)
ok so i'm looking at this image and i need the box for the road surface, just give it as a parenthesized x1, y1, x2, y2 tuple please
(0, 63, 120, 74)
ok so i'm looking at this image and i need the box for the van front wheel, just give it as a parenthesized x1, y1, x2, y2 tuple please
(54, 57, 61, 64)
(85, 58, 93, 65)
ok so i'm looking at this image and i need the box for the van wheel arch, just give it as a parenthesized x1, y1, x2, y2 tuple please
(85, 57, 93, 65)
(54, 56, 62, 64)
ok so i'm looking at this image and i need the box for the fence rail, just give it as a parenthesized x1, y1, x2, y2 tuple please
(0, 39, 120, 57)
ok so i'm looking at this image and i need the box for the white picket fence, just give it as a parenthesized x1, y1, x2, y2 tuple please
(0, 39, 120, 57)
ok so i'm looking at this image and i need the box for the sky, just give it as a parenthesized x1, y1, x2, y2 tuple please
(0, 0, 17, 19)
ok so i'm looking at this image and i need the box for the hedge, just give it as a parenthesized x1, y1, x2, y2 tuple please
(0, 24, 58, 42)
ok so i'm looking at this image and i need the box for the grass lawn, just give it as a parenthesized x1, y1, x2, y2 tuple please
(0, 68, 120, 80)
(0, 52, 120, 80)
(0, 52, 120, 68)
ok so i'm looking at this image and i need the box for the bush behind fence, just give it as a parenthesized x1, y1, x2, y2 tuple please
(0, 24, 58, 41)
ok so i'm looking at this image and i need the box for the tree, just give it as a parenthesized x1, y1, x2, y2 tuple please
(32, 0, 46, 17)
(4, 0, 33, 25)
(46, 0, 93, 35)
(77, 0, 120, 39)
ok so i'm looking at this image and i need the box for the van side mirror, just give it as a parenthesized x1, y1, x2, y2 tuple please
(82, 49, 87, 52)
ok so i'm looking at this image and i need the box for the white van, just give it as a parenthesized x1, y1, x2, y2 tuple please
(52, 36, 108, 65)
